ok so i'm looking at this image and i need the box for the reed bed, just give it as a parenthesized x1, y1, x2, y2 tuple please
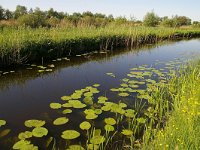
(1, 25, 200, 66)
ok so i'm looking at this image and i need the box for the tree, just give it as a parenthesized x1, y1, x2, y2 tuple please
(0, 6, 4, 20)
(143, 11, 160, 27)
(173, 15, 191, 27)
(14, 5, 27, 19)
(4, 9, 13, 20)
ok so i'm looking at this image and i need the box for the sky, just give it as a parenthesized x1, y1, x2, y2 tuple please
(0, 0, 200, 21)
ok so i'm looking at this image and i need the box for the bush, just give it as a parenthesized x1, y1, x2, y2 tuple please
(143, 11, 160, 27)
(17, 14, 44, 27)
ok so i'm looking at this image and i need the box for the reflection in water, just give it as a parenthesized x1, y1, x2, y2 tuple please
(0, 39, 200, 149)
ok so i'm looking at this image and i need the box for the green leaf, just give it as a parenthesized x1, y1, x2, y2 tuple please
(53, 117, 69, 125)
(32, 127, 48, 137)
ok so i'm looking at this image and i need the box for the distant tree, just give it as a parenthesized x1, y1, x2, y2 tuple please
(143, 11, 160, 27)
(4, 9, 13, 20)
(94, 13, 106, 18)
(82, 11, 93, 17)
(14, 5, 27, 19)
(173, 15, 191, 27)
(33, 7, 46, 26)
(107, 14, 114, 21)
(0, 6, 4, 20)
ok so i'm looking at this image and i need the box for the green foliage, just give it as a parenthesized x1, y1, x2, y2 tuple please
(143, 11, 160, 27)
(17, 14, 44, 27)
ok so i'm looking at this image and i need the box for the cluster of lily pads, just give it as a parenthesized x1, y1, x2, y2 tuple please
(13, 120, 48, 150)
(0, 57, 188, 149)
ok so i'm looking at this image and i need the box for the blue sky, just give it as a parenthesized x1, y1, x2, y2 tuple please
(1, 0, 199, 21)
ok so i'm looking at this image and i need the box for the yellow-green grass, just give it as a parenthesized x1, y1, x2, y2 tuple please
(142, 62, 200, 150)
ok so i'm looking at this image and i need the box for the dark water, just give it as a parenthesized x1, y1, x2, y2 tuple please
(0, 39, 200, 149)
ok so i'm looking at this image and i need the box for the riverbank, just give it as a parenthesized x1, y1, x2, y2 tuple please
(1, 26, 200, 67)
(142, 61, 200, 149)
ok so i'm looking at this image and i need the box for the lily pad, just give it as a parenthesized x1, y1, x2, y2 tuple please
(25, 120, 45, 128)
(84, 92, 93, 97)
(32, 127, 48, 137)
(13, 140, 31, 149)
(93, 84, 100, 87)
(86, 113, 98, 120)
(61, 130, 80, 140)
(18, 131, 32, 140)
(88, 144, 99, 150)
(104, 125, 114, 132)
(90, 135, 105, 145)
(53, 117, 69, 125)
(50, 103, 62, 109)
(67, 145, 85, 150)
(0, 120, 6, 127)
(61, 96, 71, 101)
(62, 109, 72, 114)
(104, 118, 116, 125)
(69, 100, 86, 109)
(121, 129, 133, 136)
(80, 121, 91, 130)
(62, 103, 72, 108)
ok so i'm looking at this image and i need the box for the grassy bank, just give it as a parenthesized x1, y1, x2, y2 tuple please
(142, 62, 200, 150)
(1, 26, 200, 66)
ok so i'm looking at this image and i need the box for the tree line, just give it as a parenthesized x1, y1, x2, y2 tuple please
(0, 5, 199, 28)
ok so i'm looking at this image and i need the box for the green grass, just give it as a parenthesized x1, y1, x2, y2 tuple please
(142, 62, 200, 150)
(1, 25, 200, 66)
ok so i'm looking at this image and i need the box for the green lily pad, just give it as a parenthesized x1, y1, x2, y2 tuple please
(119, 102, 127, 108)
(90, 135, 105, 145)
(80, 121, 91, 130)
(18, 131, 32, 140)
(69, 100, 86, 109)
(13, 140, 31, 149)
(61, 96, 71, 101)
(84, 92, 93, 97)
(121, 129, 133, 136)
(67, 145, 85, 150)
(25, 120, 45, 128)
(71, 93, 82, 99)
(62, 109, 72, 114)
(62, 103, 72, 108)
(18, 144, 38, 150)
(104, 118, 116, 125)
(93, 84, 100, 87)
(32, 127, 48, 137)
(50, 103, 62, 109)
(86, 113, 98, 120)
(61, 130, 80, 140)
(94, 109, 102, 115)
(53, 117, 69, 125)
(101, 105, 111, 111)
(0, 120, 6, 127)
(125, 109, 135, 118)
(84, 109, 95, 115)
(118, 92, 129, 97)
(104, 125, 114, 132)
(88, 144, 99, 150)
(98, 96, 108, 101)
(83, 97, 93, 105)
